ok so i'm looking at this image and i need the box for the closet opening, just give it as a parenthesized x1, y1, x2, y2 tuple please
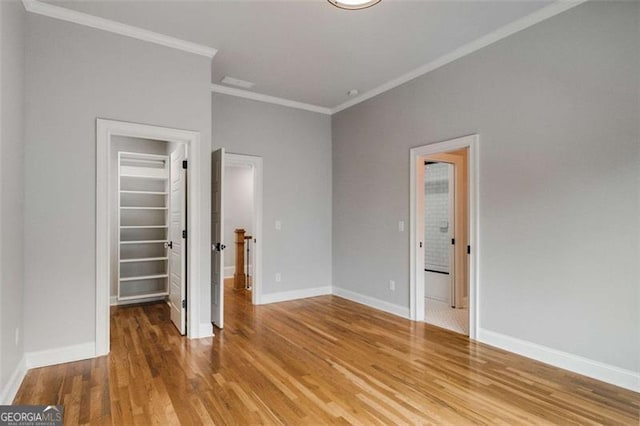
(96, 119, 205, 356)
(110, 136, 189, 336)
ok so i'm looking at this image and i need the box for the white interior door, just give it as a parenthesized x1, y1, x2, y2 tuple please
(424, 161, 454, 305)
(169, 144, 187, 335)
(211, 148, 225, 328)
(447, 164, 456, 308)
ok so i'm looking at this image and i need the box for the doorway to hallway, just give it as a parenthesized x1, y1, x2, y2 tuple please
(211, 151, 263, 330)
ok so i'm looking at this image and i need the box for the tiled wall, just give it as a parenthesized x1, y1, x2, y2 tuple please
(424, 163, 451, 273)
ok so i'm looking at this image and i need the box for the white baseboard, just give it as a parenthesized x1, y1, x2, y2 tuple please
(25, 342, 96, 370)
(110, 295, 166, 306)
(477, 329, 640, 393)
(332, 287, 410, 319)
(198, 322, 214, 338)
(0, 356, 27, 404)
(224, 266, 235, 278)
(259, 286, 332, 305)
(224, 266, 253, 279)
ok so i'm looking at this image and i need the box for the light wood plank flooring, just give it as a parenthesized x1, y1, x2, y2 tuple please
(14, 280, 640, 424)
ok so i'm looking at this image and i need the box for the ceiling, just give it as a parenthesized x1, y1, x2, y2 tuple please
(49, 0, 554, 109)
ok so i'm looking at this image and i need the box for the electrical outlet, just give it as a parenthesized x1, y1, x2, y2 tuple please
(275, 220, 282, 230)
(398, 221, 405, 232)
(15, 328, 19, 346)
(275, 272, 281, 282)
(389, 280, 396, 291)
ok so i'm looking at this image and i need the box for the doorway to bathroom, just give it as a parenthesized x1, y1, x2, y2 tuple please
(423, 152, 468, 334)
(409, 134, 478, 338)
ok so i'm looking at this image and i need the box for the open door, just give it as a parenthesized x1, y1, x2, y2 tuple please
(211, 148, 225, 328)
(447, 164, 456, 308)
(424, 161, 455, 305)
(169, 144, 187, 335)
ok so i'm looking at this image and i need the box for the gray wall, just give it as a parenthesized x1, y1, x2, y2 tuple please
(212, 94, 332, 295)
(223, 165, 254, 272)
(24, 14, 212, 352)
(332, 1, 639, 372)
(0, 0, 25, 396)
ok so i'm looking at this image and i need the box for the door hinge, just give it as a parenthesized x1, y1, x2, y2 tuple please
(182, 160, 188, 169)
(451, 238, 455, 245)
(182, 300, 186, 309)
(467, 245, 471, 254)
(182, 229, 187, 239)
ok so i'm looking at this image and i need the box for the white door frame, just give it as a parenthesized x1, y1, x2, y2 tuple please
(96, 119, 202, 356)
(225, 153, 263, 305)
(409, 134, 479, 339)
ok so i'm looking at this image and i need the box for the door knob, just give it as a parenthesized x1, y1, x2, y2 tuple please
(165, 241, 173, 249)
(213, 242, 226, 252)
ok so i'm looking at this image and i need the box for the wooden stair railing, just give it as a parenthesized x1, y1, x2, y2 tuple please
(234, 229, 252, 290)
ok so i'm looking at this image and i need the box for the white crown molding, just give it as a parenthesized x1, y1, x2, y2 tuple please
(211, 84, 332, 115)
(331, 0, 588, 114)
(21, 0, 217, 58)
(21, 0, 586, 112)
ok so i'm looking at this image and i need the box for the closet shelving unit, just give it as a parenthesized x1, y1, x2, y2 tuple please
(117, 152, 170, 302)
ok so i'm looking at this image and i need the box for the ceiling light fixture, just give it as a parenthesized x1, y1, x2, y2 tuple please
(328, 0, 381, 11)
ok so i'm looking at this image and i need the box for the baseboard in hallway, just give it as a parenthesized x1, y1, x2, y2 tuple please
(332, 287, 410, 319)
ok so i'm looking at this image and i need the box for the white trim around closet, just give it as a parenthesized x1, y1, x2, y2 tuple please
(96, 119, 203, 357)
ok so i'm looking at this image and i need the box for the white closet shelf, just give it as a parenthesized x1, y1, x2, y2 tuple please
(120, 206, 168, 210)
(117, 151, 170, 303)
(120, 240, 168, 244)
(120, 274, 169, 282)
(119, 291, 169, 301)
(120, 158, 165, 167)
(120, 225, 168, 229)
(120, 257, 168, 263)
(120, 190, 168, 195)
(120, 174, 168, 180)
(119, 151, 168, 161)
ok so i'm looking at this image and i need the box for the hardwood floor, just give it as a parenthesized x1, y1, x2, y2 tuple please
(14, 280, 639, 424)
